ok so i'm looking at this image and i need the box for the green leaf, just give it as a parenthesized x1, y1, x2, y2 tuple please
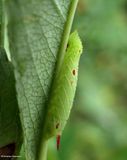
(6, 0, 79, 159)
(0, 0, 3, 46)
(0, 48, 22, 153)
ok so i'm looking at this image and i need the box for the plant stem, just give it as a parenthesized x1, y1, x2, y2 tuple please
(38, 1, 79, 160)
(38, 139, 48, 160)
(55, 0, 79, 75)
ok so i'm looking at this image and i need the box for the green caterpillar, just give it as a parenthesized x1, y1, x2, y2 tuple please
(45, 31, 83, 149)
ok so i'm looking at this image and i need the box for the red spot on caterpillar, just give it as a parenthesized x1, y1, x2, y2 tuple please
(72, 69, 76, 75)
(66, 44, 69, 51)
(0, 143, 15, 158)
(56, 123, 59, 129)
(56, 135, 61, 150)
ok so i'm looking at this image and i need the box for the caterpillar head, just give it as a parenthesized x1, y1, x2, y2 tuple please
(67, 31, 83, 55)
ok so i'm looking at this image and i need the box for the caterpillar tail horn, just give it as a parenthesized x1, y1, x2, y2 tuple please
(56, 135, 61, 150)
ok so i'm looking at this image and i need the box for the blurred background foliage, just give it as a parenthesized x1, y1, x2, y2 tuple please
(48, 0, 127, 159)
